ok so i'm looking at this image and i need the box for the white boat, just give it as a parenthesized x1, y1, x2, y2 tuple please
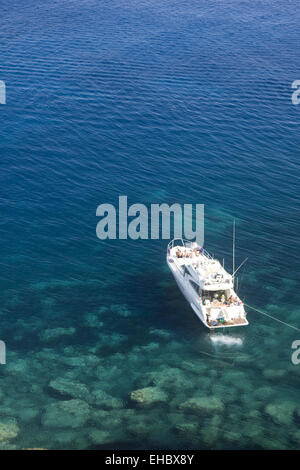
(167, 238, 248, 329)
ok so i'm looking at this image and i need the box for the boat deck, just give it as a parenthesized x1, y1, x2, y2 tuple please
(169, 246, 204, 263)
(169, 247, 229, 280)
(207, 317, 248, 328)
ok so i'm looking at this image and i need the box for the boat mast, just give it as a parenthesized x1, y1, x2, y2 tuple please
(232, 218, 236, 289)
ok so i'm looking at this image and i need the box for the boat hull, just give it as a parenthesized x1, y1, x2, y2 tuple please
(167, 257, 208, 327)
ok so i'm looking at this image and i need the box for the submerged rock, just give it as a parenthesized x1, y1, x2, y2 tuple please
(5, 359, 29, 375)
(48, 378, 89, 401)
(0, 441, 17, 450)
(252, 433, 287, 450)
(224, 429, 241, 444)
(213, 384, 237, 404)
(263, 369, 287, 381)
(90, 408, 125, 432)
(253, 386, 275, 401)
(174, 421, 199, 436)
(265, 402, 296, 425)
(90, 390, 124, 409)
(110, 304, 133, 318)
(53, 429, 78, 446)
(292, 430, 300, 445)
(59, 356, 86, 368)
(169, 411, 199, 433)
(88, 428, 118, 446)
(130, 387, 168, 406)
(126, 413, 155, 438)
(142, 367, 192, 391)
(199, 415, 222, 447)
(179, 396, 224, 415)
(139, 342, 160, 353)
(17, 407, 39, 423)
(149, 329, 173, 340)
(222, 370, 252, 391)
(40, 327, 76, 343)
(42, 399, 90, 428)
(0, 420, 19, 442)
(89, 409, 111, 422)
(84, 313, 104, 329)
(181, 360, 207, 374)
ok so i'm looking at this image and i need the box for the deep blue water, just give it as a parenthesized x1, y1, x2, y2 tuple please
(0, 0, 299, 449)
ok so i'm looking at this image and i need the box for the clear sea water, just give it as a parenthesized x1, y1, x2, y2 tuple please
(0, 0, 299, 449)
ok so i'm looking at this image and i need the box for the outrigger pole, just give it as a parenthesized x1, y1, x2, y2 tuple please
(232, 257, 248, 278)
(232, 218, 248, 289)
(232, 218, 235, 288)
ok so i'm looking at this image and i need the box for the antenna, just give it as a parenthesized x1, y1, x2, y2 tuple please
(232, 218, 236, 288)
(232, 257, 248, 278)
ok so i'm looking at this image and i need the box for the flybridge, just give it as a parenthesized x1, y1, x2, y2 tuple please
(178, 255, 234, 290)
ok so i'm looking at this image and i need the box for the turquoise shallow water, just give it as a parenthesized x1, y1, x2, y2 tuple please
(0, 0, 300, 449)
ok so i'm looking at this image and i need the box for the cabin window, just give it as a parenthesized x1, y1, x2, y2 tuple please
(182, 266, 190, 276)
(189, 280, 200, 295)
(201, 290, 227, 302)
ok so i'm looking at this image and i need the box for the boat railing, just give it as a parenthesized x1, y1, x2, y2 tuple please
(167, 238, 213, 259)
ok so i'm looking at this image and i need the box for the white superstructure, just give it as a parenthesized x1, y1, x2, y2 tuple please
(167, 239, 248, 329)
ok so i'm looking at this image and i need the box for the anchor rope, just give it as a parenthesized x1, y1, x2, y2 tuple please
(244, 303, 300, 333)
(198, 350, 244, 360)
(198, 350, 237, 364)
